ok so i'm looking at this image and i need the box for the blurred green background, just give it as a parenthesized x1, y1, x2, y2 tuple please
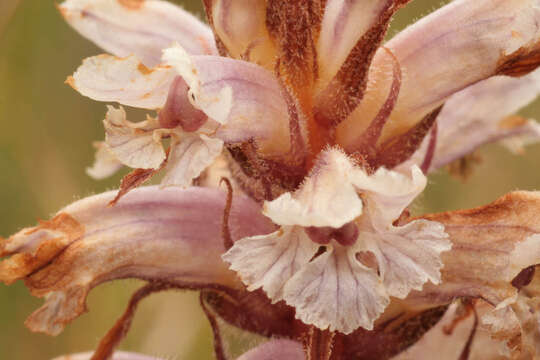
(0, 0, 539, 359)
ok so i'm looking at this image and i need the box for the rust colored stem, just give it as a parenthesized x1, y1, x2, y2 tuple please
(200, 291, 228, 360)
(305, 327, 335, 360)
(220, 177, 234, 250)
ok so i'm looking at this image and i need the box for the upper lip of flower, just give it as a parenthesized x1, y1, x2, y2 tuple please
(3, 0, 540, 357)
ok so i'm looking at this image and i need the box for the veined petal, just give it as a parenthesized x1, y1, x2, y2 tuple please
(263, 149, 364, 228)
(353, 165, 426, 226)
(237, 340, 305, 360)
(338, 0, 540, 148)
(161, 133, 223, 187)
(283, 245, 389, 334)
(317, 0, 393, 87)
(314, 1, 408, 128)
(222, 226, 318, 301)
(86, 141, 123, 179)
(406, 70, 540, 172)
(0, 186, 274, 335)
(103, 106, 165, 170)
(406, 191, 540, 310)
(163, 45, 290, 153)
(52, 351, 164, 360)
(59, 0, 217, 67)
(363, 220, 451, 299)
(395, 302, 504, 360)
(208, 0, 276, 69)
(69, 55, 175, 109)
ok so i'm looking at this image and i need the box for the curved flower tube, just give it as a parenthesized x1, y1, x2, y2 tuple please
(0, 186, 274, 335)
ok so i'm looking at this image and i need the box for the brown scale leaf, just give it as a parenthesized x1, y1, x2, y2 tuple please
(374, 105, 442, 169)
(109, 151, 169, 206)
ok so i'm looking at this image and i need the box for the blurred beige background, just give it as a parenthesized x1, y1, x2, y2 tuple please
(0, 0, 539, 359)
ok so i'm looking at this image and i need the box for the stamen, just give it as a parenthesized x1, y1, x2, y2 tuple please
(220, 177, 234, 250)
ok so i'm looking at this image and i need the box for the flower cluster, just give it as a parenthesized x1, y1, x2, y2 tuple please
(3, 0, 540, 359)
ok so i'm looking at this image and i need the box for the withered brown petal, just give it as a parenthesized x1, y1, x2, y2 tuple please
(405, 191, 540, 310)
(0, 186, 274, 336)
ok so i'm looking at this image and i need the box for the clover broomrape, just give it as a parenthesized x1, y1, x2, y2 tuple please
(3, 0, 540, 359)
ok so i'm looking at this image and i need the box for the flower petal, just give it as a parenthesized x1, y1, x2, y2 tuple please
(0, 186, 274, 335)
(223, 226, 318, 301)
(314, 1, 407, 127)
(52, 351, 164, 360)
(207, 0, 276, 69)
(353, 165, 426, 226)
(161, 133, 223, 187)
(59, 0, 217, 67)
(403, 70, 540, 172)
(69, 55, 175, 109)
(162, 45, 290, 153)
(283, 245, 388, 334)
(395, 302, 504, 360)
(363, 220, 451, 299)
(237, 340, 305, 360)
(338, 0, 540, 148)
(103, 106, 165, 170)
(86, 141, 123, 180)
(407, 191, 540, 309)
(317, 0, 396, 86)
(263, 149, 364, 228)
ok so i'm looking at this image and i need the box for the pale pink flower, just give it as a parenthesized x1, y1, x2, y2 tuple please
(3, 0, 540, 359)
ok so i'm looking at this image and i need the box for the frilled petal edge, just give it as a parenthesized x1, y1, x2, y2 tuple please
(68, 54, 175, 109)
(263, 149, 364, 228)
(162, 45, 291, 154)
(404, 191, 540, 311)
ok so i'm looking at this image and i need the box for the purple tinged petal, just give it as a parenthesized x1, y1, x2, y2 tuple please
(404, 70, 540, 172)
(236, 340, 305, 360)
(338, 0, 540, 149)
(405, 191, 540, 309)
(162, 46, 291, 154)
(52, 351, 164, 360)
(59, 0, 217, 67)
(209, 0, 276, 69)
(69, 54, 175, 110)
(0, 186, 274, 335)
